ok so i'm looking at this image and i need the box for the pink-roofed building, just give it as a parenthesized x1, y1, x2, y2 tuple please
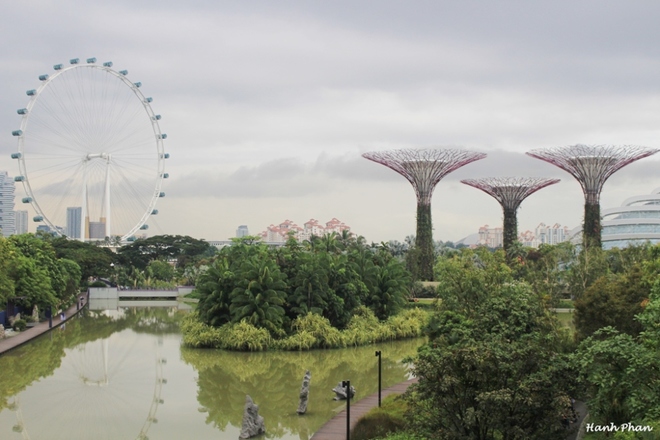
(260, 218, 351, 243)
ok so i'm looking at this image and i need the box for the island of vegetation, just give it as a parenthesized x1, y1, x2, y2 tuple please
(181, 234, 429, 350)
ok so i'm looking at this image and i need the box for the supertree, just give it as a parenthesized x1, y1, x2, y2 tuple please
(461, 177, 560, 254)
(526, 144, 659, 248)
(362, 148, 486, 280)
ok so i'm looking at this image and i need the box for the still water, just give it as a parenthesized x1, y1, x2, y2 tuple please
(0, 302, 425, 440)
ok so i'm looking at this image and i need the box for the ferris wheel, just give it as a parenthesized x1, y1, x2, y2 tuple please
(11, 57, 169, 241)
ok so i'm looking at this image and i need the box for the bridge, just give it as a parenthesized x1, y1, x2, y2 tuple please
(89, 286, 194, 301)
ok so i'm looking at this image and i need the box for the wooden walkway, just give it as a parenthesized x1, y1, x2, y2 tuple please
(311, 377, 418, 440)
(0, 295, 87, 356)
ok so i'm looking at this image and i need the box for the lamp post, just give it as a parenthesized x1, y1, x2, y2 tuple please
(375, 350, 382, 407)
(342, 380, 351, 440)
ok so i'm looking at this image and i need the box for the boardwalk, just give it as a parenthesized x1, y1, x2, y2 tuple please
(0, 295, 87, 356)
(311, 377, 418, 440)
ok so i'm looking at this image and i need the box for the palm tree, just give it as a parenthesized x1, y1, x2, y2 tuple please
(229, 256, 288, 336)
(196, 257, 233, 326)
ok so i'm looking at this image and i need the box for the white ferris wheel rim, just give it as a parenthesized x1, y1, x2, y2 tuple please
(14, 59, 166, 241)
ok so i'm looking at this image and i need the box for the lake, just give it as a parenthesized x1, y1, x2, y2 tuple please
(0, 301, 425, 440)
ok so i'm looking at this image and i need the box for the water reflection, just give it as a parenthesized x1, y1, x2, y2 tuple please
(0, 304, 424, 440)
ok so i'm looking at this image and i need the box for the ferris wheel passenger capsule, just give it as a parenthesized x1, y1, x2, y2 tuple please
(140, 224, 149, 230)
(12, 130, 23, 136)
(53, 64, 63, 70)
(14, 176, 25, 182)
(157, 134, 167, 139)
(33, 216, 43, 222)
(133, 82, 142, 88)
(151, 209, 159, 215)
(119, 70, 128, 75)
(70, 58, 79, 64)
(22, 197, 32, 203)
(26, 89, 36, 96)
(152, 115, 161, 121)
(158, 192, 165, 197)
(144, 97, 153, 103)
(161, 173, 169, 178)
(39, 74, 49, 81)
(161, 153, 169, 159)
(17, 108, 27, 115)
(103, 61, 113, 67)
(11, 153, 21, 159)
(86, 57, 97, 64)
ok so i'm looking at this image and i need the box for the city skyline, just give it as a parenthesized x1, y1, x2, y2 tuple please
(2, 2, 660, 243)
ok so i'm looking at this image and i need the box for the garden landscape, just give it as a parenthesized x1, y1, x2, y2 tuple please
(3, 229, 660, 439)
(4, 2, 660, 440)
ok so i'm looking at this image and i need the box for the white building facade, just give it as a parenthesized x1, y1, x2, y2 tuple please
(0, 171, 16, 237)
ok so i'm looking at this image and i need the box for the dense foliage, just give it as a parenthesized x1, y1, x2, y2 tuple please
(0, 234, 82, 311)
(405, 248, 576, 440)
(194, 235, 412, 338)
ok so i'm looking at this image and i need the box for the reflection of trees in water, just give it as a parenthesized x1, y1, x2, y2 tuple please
(181, 339, 425, 437)
(0, 307, 182, 412)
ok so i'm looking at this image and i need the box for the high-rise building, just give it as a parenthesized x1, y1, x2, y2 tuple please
(0, 171, 16, 237)
(15, 210, 28, 234)
(67, 207, 82, 239)
(88, 221, 106, 239)
(236, 225, 249, 237)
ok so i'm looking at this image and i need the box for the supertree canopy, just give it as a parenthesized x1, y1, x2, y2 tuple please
(362, 148, 486, 280)
(461, 177, 560, 253)
(526, 144, 659, 248)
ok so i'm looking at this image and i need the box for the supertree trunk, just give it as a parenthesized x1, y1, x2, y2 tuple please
(416, 202, 434, 281)
(583, 203, 601, 249)
(502, 206, 518, 253)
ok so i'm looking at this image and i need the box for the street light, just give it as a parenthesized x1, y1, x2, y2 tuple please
(375, 351, 382, 407)
(342, 380, 351, 440)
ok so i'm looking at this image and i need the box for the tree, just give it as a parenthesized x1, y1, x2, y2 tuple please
(229, 255, 288, 336)
(365, 258, 410, 320)
(197, 257, 234, 327)
(117, 234, 212, 269)
(574, 266, 650, 340)
(288, 252, 330, 316)
(574, 280, 660, 427)
(50, 237, 115, 283)
(408, 282, 575, 440)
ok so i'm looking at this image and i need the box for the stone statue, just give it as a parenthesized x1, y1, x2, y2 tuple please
(239, 395, 265, 439)
(332, 382, 356, 401)
(8, 313, 20, 326)
(0, 324, 5, 339)
(32, 305, 39, 323)
(297, 370, 311, 415)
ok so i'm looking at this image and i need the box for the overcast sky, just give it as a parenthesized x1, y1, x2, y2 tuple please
(2, 1, 660, 243)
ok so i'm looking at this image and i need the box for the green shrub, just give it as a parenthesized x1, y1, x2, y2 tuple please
(273, 330, 317, 351)
(290, 313, 344, 348)
(222, 320, 272, 351)
(89, 280, 107, 287)
(12, 319, 27, 332)
(180, 313, 223, 348)
(352, 394, 408, 440)
(181, 305, 428, 351)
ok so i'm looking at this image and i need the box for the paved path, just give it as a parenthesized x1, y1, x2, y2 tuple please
(311, 377, 418, 440)
(0, 295, 88, 356)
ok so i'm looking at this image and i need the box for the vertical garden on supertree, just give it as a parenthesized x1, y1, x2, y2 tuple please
(362, 148, 486, 280)
(461, 177, 560, 255)
(526, 145, 659, 248)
